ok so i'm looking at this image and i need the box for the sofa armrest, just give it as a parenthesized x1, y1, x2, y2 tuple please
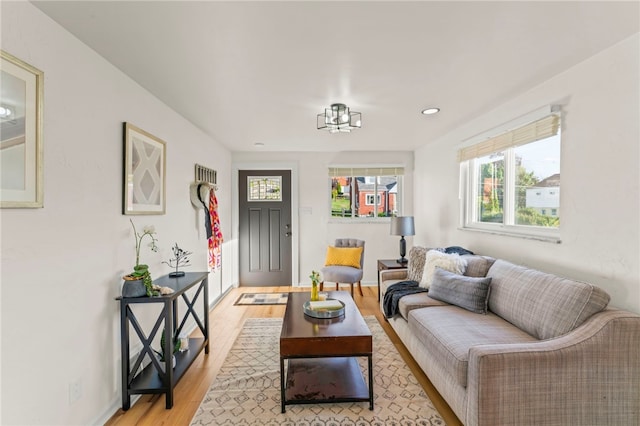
(466, 308, 640, 426)
(379, 269, 408, 282)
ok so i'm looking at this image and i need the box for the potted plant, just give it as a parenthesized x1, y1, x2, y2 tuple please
(122, 219, 159, 297)
(154, 329, 181, 370)
(310, 270, 320, 301)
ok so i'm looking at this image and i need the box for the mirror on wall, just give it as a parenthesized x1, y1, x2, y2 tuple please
(0, 50, 43, 208)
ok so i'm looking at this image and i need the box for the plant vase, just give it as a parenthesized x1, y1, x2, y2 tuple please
(165, 354, 176, 370)
(156, 354, 176, 374)
(122, 276, 146, 298)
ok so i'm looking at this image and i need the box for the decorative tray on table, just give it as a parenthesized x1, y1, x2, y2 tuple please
(303, 299, 346, 319)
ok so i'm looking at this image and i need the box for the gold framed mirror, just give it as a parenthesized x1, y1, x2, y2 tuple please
(0, 50, 44, 208)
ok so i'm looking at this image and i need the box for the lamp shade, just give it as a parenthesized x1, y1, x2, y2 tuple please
(390, 216, 415, 236)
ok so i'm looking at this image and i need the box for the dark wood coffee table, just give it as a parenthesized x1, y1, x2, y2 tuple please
(279, 291, 373, 413)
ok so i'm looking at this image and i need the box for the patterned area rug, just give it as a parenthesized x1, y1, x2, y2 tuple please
(190, 316, 445, 425)
(234, 292, 289, 306)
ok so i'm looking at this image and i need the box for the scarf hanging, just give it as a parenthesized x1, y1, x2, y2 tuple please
(208, 187, 223, 271)
(197, 183, 213, 239)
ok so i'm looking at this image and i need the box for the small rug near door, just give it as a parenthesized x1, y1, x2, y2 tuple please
(234, 292, 289, 306)
(190, 316, 445, 425)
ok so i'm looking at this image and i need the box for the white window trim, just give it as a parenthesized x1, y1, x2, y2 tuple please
(458, 106, 562, 243)
(328, 165, 404, 223)
(365, 194, 381, 205)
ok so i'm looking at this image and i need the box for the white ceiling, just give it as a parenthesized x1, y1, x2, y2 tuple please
(32, 1, 639, 152)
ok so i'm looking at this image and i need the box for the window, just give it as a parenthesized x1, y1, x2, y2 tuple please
(365, 194, 381, 205)
(329, 167, 403, 219)
(247, 176, 281, 201)
(459, 108, 561, 240)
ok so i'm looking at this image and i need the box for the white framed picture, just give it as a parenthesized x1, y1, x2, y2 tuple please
(123, 122, 166, 215)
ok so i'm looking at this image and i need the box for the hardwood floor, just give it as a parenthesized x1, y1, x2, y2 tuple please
(106, 286, 462, 426)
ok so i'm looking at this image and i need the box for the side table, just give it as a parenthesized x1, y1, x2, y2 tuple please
(377, 259, 407, 301)
(116, 272, 210, 410)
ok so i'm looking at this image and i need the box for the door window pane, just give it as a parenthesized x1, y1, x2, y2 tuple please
(247, 176, 282, 201)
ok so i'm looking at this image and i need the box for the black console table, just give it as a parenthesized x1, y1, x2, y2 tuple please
(116, 271, 210, 410)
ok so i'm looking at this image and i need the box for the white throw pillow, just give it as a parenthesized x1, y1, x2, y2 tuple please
(419, 250, 467, 289)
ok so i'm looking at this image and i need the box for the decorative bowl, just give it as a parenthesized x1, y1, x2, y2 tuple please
(303, 299, 345, 319)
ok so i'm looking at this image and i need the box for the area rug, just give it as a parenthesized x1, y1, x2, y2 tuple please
(234, 292, 289, 306)
(190, 316, 445, 425)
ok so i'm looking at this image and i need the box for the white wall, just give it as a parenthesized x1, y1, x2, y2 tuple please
(1, 3, 232, 425)
(232, 151, 414, 286)
(414, 34, 640, 314)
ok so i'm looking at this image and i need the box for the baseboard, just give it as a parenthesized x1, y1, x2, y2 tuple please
(90, 395, 141, 426)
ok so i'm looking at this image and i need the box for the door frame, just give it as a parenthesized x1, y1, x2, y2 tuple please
(232, 162, 299, 287)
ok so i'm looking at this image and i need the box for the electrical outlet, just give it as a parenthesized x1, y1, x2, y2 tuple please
(69, 379, 82, 404)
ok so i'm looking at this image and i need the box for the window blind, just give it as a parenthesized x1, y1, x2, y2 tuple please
(328, 166, 404, 177)
(457, 114, 560, 162)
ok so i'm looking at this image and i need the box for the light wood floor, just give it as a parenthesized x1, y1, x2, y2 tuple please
(106, 286, 462, 425)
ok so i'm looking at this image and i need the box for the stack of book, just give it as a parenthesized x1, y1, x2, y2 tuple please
(308, 300, 343, 311)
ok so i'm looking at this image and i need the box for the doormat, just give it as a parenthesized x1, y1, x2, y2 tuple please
(234, 292, 289, 306)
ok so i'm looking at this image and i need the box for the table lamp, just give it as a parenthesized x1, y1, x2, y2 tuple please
(390, 216, 415, 264)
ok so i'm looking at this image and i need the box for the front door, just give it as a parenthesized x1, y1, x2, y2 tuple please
(238, 170, 292, 286)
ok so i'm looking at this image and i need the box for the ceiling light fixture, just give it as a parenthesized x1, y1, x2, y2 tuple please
(317, 103, 362, 133)
(421, 107, 440, 115)
(0, 106, 13, 119)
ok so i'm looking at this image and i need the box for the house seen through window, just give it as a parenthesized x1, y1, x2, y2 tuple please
(329, 167, 403, 219)
(459, 107, 561, 239)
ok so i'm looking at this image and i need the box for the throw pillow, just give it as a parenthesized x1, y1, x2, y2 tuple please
(428, 268, 492, 314)
(324, 246, 363, 269)
(419, 250, 467, 288)
(407, 246, 428, 282)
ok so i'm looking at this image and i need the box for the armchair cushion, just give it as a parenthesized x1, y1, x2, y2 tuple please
(321, 265, 364, 283)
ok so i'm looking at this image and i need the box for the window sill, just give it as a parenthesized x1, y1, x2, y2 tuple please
(459, 225, 561, 244)
(329, 217, 392, 224)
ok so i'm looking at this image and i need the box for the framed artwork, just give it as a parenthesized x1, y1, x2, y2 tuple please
(123, 122, 166, 215)
(0, 50, 44, 208)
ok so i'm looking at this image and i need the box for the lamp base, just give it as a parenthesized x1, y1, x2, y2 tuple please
(397, 236, 407, 265)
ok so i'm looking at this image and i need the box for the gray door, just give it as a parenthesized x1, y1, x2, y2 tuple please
(239, 170, 292, 286)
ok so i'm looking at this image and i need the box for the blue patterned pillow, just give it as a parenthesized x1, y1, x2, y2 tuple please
(428, 268, 492, 314)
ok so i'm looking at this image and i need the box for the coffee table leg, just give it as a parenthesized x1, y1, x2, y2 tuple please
(368, 355, 374, 410)
(280, 357, 286, 413)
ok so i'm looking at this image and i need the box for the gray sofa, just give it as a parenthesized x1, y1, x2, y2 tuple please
(380, 247, 640, 426)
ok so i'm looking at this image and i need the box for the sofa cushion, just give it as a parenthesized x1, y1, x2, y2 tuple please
(487, 259, 611, 340)
(420, 250, 467, 288)
(398, 293, 447, 320)
(408, 306, 537, 388)
(461, 254, 496, 278)
(428, 268, 492, 314)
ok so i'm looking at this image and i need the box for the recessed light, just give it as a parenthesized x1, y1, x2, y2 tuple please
(421, 107, 440, 115)
(254, 142, 265, 147)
